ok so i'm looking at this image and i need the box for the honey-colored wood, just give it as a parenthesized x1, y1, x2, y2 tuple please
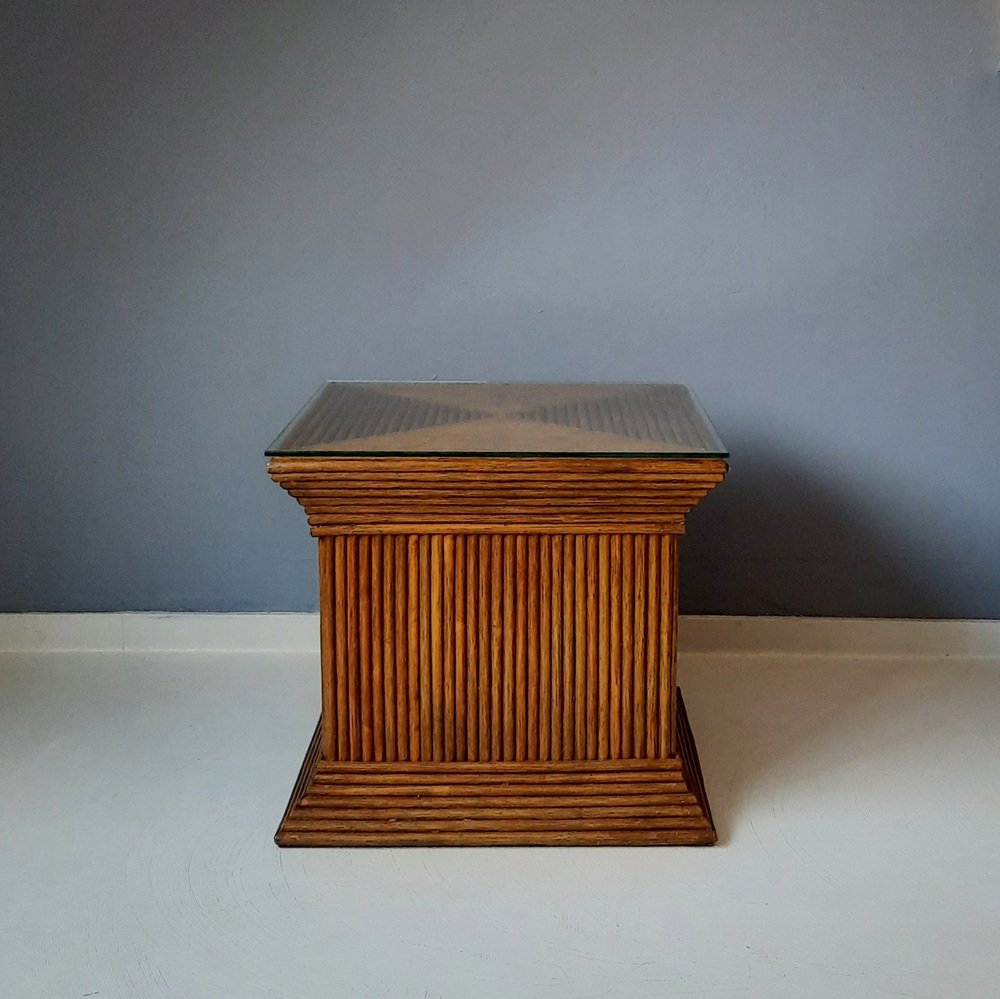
(609, 534, 622, 760)
(538, 535, 551, 761)
(621, 534, 633, 758)
(270, 453, 727, 845)
(380, 535, 395, 762)
(453, 534, 466, 762)
(573, 536, 586, 759)
(369, 535, 384, 761)
(549, 535, 563, 761)
(317, 537, 336, 761)
(333, 536, 348, 760)
(276, 690, 715, 846)
(419, 536, 432, 761)
(393, 535, 407, 761)
(345, 536, 360, 758)
(430, 534, 443, 762)
(597, 533, 609, 760)
(310, 529, 696, 765)
(406, 536, 420, 759)
(646, 536, 660, 758)
(358, 535, 373, 760)
(561, 535, 573, 760)
(634, 536, 647, 756)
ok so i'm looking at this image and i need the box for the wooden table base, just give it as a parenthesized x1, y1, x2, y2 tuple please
(269, 453, 727, 847)
(276, 689, 715, 846)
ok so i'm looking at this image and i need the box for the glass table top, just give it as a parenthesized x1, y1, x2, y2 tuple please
(267, 382, 727, 458)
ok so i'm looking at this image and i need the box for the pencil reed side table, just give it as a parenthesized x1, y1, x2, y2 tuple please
(267, 382, 728, 846)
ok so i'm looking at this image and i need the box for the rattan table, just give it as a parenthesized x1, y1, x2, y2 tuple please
(267, 382, 728, 845)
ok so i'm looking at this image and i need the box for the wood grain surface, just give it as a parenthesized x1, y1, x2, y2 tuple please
(270, 453, 727, 846)
(309, 531, 679, 765)
(276, 690, 715, 846)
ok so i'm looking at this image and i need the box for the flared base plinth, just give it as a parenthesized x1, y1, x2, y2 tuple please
(276, 690, 715, 847)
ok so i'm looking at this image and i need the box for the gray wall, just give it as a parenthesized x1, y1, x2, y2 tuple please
(2, 1, 999, 617)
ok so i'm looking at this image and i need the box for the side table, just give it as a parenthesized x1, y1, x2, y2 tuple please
(267, 382, 728, 845)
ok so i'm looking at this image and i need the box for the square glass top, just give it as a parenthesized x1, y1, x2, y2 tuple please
(267, 382, 727, 458)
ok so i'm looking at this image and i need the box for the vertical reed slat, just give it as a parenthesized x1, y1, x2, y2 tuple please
(442, 535, 455, 761)
(502, 535, 516, 761)
(574, 535, 586, 759)
(514, 535, 528, 760)
(609, 534, 622, 759)
(538, 535, 551, 761)
(670, 533, 680, 755)
(346, 536, 361, 759)
(318, 537, 336, 761)
(358, 536, 373, 761)
(646, 534, 660, 758)
(370, 536, 384, 762)
(478, 536, 490, 760)
(490, 535, 503, 761)
(466, 536, 479, 761)
(597, 534, 610, 760)
(586, 535, 599, 759)
(454, 535, 466, 762)
(406, 535, 421, 760)
(430, 535, 444, 761)
(382, 536, 396, 763)
(563, 535, 575, 759)
(621, 534, 634, 758)
(633, 535, 647, 756)
(550, 535, 563, 761)
(395, 536, 409, 761)
(662, 534, 676, 757)
(419, 535, 433, 761)
(333, 536, 350, 760)
(525, 535, 538, 759)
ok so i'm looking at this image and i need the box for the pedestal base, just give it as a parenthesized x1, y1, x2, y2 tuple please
(276, 689, 715, 847)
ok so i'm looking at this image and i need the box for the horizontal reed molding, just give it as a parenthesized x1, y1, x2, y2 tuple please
(269, 457, 726, 533)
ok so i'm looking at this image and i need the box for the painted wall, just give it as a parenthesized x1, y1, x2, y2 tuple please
(2, 1, 999, 616)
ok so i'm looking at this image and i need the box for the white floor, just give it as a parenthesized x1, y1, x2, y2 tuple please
(2, 643, 999, 998)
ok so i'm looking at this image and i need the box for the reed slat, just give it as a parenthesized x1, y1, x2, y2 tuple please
(419, 535, 433, 761)
(394, 535, 408, 761)
(345, 536, 360, 759)
(381, 535, 395, 762)
(370, 535, 384, 762)
(289, 805, 703, 821)
(609, 534, 622, 760)
(515, 534, 528, 761)
(453, 535, 466, 762)
(633, 535, 647, 756)
(358, 535, 373, 760)
(502, 535, 516, 761)
(573, 536, 586, 760)
(489, 535, 502, 761)
(431, 535, 445, 761)
(406, 536, 420, 760)
(537, 535, 550, 761)
(621, 534, 634, 758)
(318, 538, 336, 760)
(646, 534, 660, 758)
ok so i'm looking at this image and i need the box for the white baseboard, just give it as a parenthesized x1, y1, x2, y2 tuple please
(679, 615, 1000, 659)
(0, 612, 998, 658)
(0, 613, 319, 653)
